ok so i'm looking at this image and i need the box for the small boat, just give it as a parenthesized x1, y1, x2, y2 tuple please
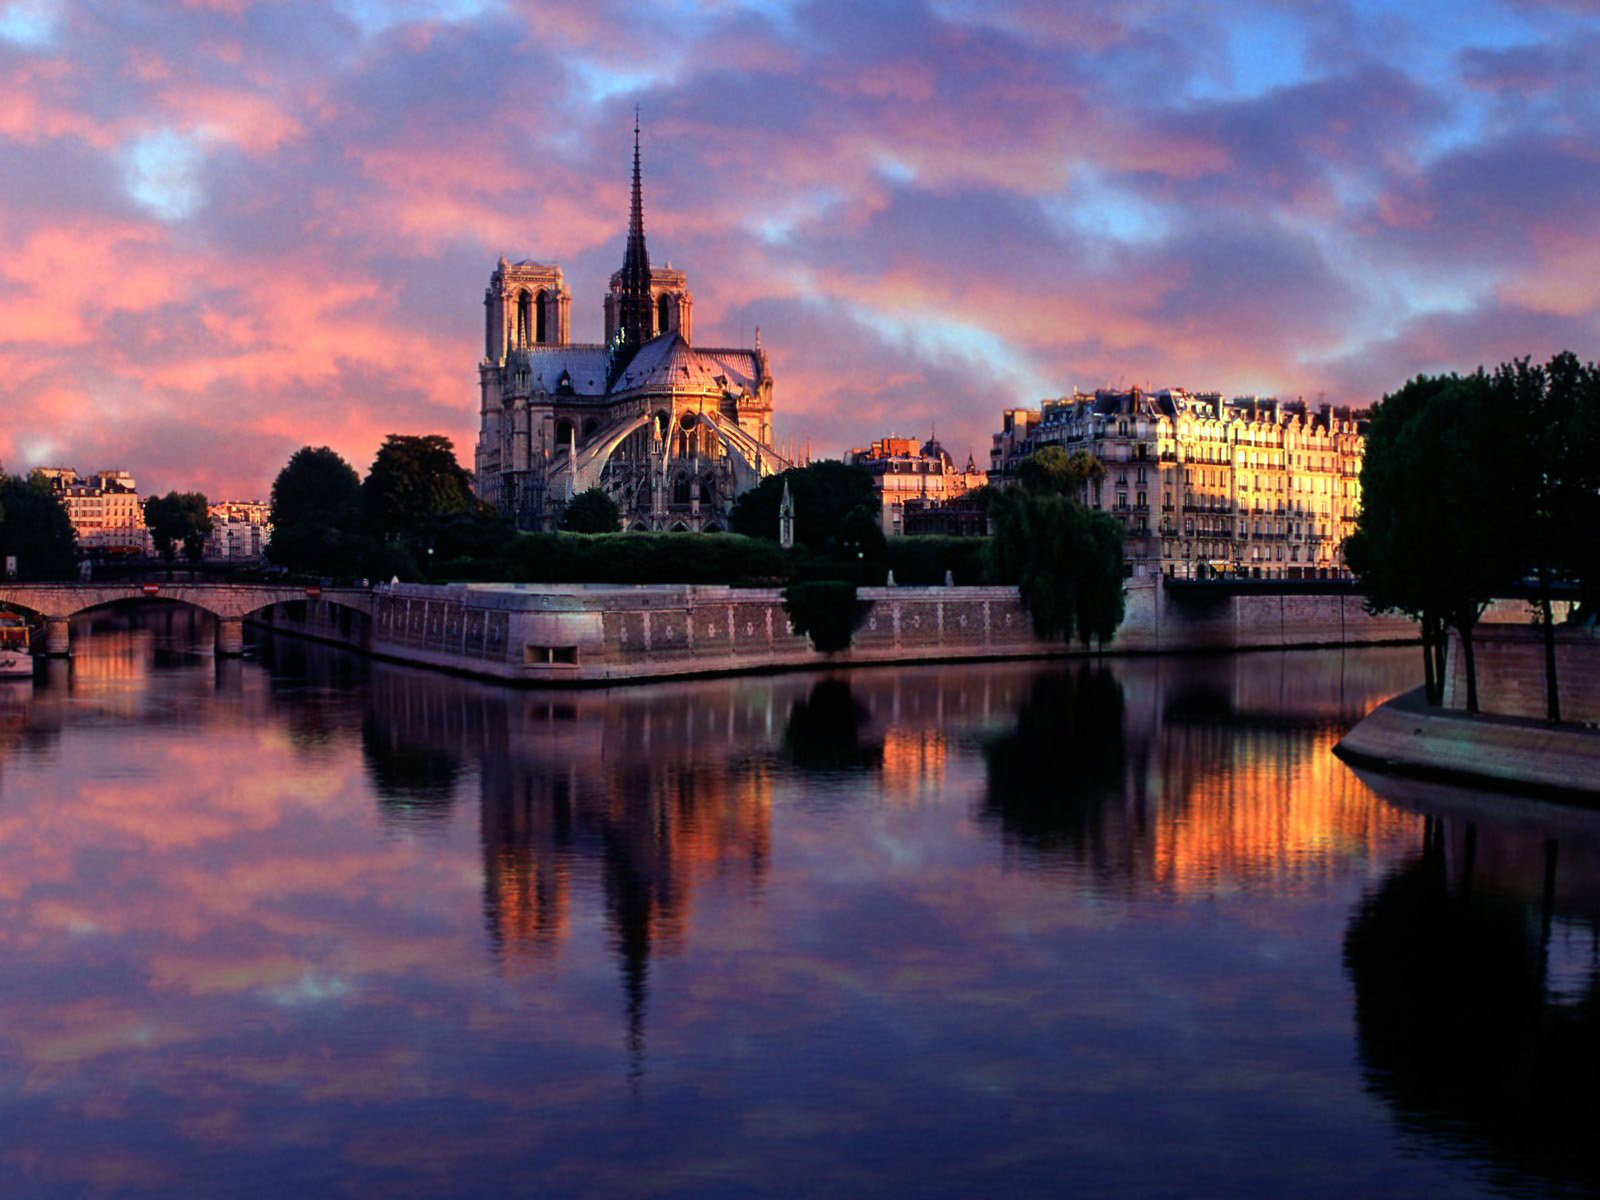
(0, 613, 33, 677)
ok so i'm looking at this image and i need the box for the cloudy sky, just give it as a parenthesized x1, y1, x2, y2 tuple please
(2, 0, 1597, 497)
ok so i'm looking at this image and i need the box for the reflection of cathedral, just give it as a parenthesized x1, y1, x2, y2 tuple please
(473, 122, 790, 531)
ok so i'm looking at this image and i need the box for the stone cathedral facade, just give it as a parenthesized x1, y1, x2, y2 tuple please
(474, 128, 788, 531)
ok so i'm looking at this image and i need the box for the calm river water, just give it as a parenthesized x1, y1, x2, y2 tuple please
(1, 609, 1597, 1198)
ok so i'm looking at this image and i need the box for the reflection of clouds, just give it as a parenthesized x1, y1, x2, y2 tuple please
(0, 632, 1486, 1196)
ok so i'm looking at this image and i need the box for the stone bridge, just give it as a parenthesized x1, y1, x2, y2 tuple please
(0, 582, 373, 656)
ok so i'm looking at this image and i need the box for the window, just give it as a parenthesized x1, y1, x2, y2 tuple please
(525, 645, 579, 666)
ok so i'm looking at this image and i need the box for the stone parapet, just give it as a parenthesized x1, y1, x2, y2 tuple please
(1442, 624, 1600, 725)
(305, 579, 1431, 685)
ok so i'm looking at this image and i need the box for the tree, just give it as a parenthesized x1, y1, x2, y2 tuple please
(144, 492, 212, 570)
(1486, 352, 1600, 721)
(729, 461, 878, 553)
(985, 450, 1125, 647)
(1349, 372, 1525, 713)
(268, 446, 365, 577)
(782, 581, 871, 652)
(835, 503, 886, 576)
(361, 435, 475, 543)
(1015, 446, 1105, 498)
(0, 473, 75, 580)
(560, 487, 622, 534)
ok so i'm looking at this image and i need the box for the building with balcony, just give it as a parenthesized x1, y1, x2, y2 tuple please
(989, 388, 1366, 580)
(848, 435, 984, 536)
(35, 467, 144, 556)
(204, 501, 271, 561)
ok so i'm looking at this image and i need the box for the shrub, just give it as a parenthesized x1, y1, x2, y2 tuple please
(783, 581, 871, 652)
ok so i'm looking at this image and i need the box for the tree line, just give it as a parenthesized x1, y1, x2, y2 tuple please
(268, 437, 1129, 652)
(1349, 351, 1600, 719)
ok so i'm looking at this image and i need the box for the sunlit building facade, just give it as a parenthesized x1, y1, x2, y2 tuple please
(990, 389, 1366, 579)
(35, 467, 143, 555)
(847, 435, 985, 536)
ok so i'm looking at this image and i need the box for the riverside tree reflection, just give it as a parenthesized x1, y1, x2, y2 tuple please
(1344, 803, 1600, 1195)
(981, 666, 1128, 861)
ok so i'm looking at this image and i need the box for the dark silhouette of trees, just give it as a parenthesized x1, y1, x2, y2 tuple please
(362, 434, 475, 541)
(1352, 353, 1600, 717)
(0, 473, 76, 580)
(268, 446, 364, 577)
(781, 581, 871, 652)
(1485, 354, 1600, 721)
(143, 491, 212, 569)
(729, 461, 877, 554)
(560, 486, 622, 534)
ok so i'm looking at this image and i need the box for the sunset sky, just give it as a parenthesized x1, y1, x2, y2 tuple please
(2, 0, 1598, 498)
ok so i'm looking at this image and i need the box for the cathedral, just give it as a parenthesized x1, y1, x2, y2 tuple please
(473, 124, 789, 531)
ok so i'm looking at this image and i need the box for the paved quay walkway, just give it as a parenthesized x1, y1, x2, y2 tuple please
(1336, 687, 1600, 801)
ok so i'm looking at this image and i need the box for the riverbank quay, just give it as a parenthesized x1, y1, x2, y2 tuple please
(1338, 626, 1600, 800)
(1337, 688, 1600, 802)
(250, 576, 1443, 685)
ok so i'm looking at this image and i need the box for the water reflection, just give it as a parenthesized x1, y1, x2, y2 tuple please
(1345, 777, 1600, 1194)
(9, 618, 1574, 1199)
(979, 656, 1418, 896)
(982, 666, 1128, 861)
(782, 679, 884, 774)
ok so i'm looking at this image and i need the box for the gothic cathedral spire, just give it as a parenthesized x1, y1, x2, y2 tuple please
(611, 110, 654, 381)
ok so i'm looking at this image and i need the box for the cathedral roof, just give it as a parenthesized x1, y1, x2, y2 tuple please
(514, 345, 611, 394)
(612, 332, 762, 395)
(509, 334, 763, 398)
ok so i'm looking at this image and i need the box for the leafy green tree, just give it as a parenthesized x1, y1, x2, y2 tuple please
(985, 450, 1126, 647)
(729, 461, 878, 553)
(560, 487, 622, 534)
(0, 473, 75, 580)
(1349, 372, 1524, 713)
(143, 492, 212, 569)
(268, 446, 365, 577)
(1015, 446, 1105, 498)
(271, 446, 361, 530)
(361, 434, 475, 543)
(1568, 363, 1600, 619)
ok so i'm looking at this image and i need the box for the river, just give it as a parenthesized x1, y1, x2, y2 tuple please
(0, 607, 1595, 1198)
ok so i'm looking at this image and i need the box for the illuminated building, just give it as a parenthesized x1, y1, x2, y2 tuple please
(848, 434, 985, 536)
(35, 467, 143, 555)
(989, 389, 1366, 579)
(205, 501, 272, 561)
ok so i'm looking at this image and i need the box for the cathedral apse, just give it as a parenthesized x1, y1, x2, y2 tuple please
(473, 121, 790, 532)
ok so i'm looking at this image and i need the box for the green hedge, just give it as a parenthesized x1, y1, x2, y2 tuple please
(884, 536, 988, 586)
(501, 531, 793, 585)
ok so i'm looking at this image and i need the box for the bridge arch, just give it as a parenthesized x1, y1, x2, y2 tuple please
(0, 584, 372, 657)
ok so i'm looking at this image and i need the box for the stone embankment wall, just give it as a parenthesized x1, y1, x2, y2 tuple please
(1442, 625, 1600, 726)
(257, 579, 1433, 685)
